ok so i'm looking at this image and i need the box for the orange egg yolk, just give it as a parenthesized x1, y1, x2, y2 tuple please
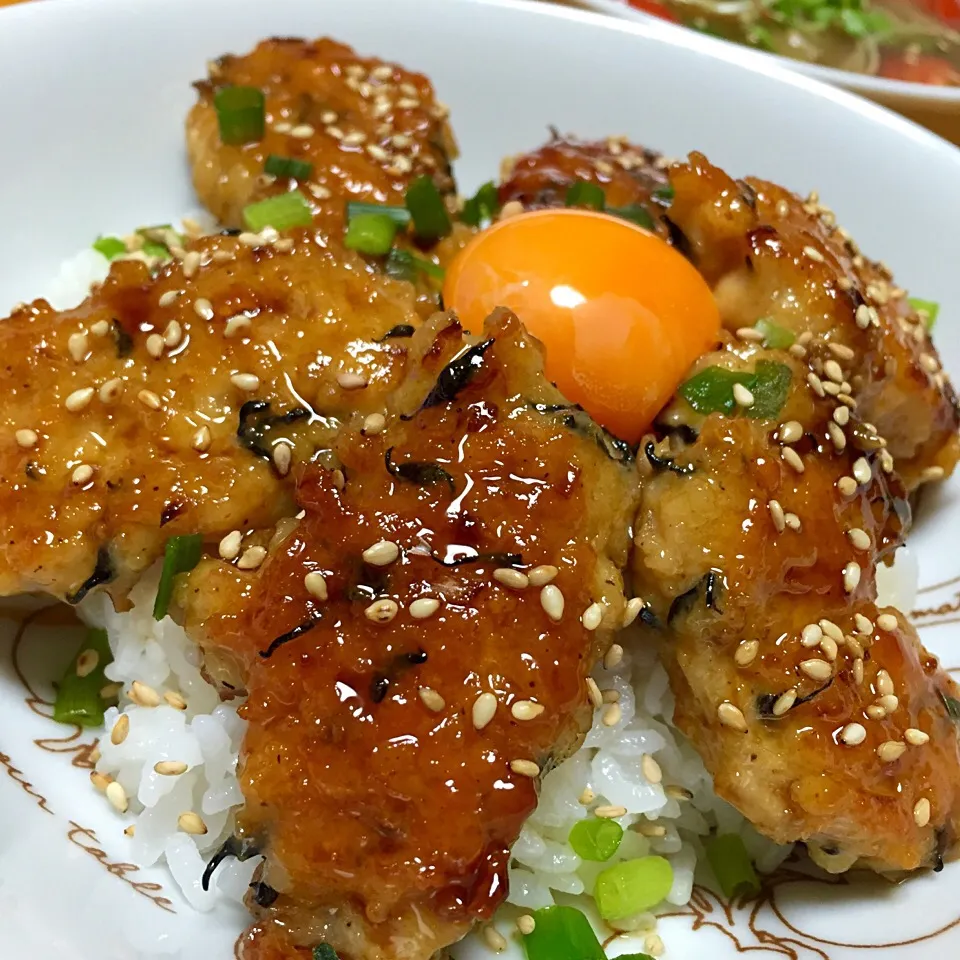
(444, 209, 720, 443)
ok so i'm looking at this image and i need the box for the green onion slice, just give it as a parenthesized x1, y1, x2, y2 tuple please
(610, 204, 655, 230)
(385, 248, 445, 282)
(461, 181, 500, 227)
(214, 85, 266, 145)
(346, 202, 411, 226)
(568, 817, 624, 861)
(653, 184, 675, 202)
(565, 181, 605, 211)
(939, 690, 960, 720)
(242, 190, 313, 233)
(909, 297, 940, 331)
(264, 155, 314, 180)
(53, 628, 115, 727)
(521, 906, 605, 960)
(345, 214, 398, 256)
(312, 947, 340, 960)
(680, 360, 792, 419)
(594, 855, 673, 920)
(754, 317, 796, 350)
(153, 534, 204, 621)
(405, 175, 452, 239)
(705, 833, 761, 899)
(615, 955, 655, 960)
(93, 236, 127, 260)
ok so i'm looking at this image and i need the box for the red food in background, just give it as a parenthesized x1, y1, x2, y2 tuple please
(879, 53, 960, 85)
(626, 0, 682, 23)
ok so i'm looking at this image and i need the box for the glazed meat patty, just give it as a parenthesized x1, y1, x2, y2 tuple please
(180, 311, 639, 959)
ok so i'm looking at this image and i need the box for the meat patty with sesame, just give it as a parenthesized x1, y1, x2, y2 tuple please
(177, 310, 640, 960)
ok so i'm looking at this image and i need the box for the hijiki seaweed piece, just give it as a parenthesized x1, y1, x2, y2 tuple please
(237, 400, 311, 460)
(201, 835, 261, 891)
(65, 547, 115, 605)
(258, 615, 321, 659)
(401, 338, 495, 418)
(384, 447, 456, 492)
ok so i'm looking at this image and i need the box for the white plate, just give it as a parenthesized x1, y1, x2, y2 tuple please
(2, 0, 960, 957)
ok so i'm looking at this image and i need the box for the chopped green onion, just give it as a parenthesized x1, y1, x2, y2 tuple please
(345, 214, 398, 256)
(153, 534, 204, 621)
(312, 947, 340, 960)
(653, 185, 675, 202)
(680, 361, 791, 419)
(705, 833, 761, 899)
(93, 236, 127, 260)
(461, 181, 500, 227)
(909, 297, 940, 330)
(405, 175, 451, 239)
(568, 817, 624, 861)
(264, 155, 314, 180)
(346, 201, 412, 226)
(610, 204, 655, 230)
(385, 248, 445, 282)
(135, 225, 184, 263)
(214, 85, 265, 145)
(940, 690, 960, 720)
(565, 181, 605, 211)
(594, 855, 673, 920)
(53, 628, 115, 727)
(614, 955, 654, 960)
(754, 317, 796, 350)
(242, 190, 313, 233)
(520, 906, 605, 960)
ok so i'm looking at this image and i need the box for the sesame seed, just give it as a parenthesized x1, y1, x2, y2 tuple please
(853, 658, 864, 685)
(717, 702, 747, 732)
(472, 692, 498, 730)
(178, 812, 208, 836)
(163, 321, 183, 349)
(68, 331, 89, 363)
(181, 250, 202, 279)
(827, 421, 847, 451)
(342, 131, 367, 146)
(855, 304, 872, 329)
(776, 199, 790, 217)
(364, 598, 399, 623)
(833, 406, 850, 426)
(517, 916, 536, 937)
(218, 530, 242, 560)
(880, 449, 894, 474)
(164, 691, 187, 710)
(145, 333, 165, 359)
(732, 640, 758, 668)
(595, 804, 628, 819)
(90, 319, 110, 336)
(914, 797, 931, 827)
(99, 682, 123, 700)
(847, 528, 870, 550)
(138, 389, 161, 410)
(602, 703, 622, 726)
(733, 383, 755, 407)
(843, 561, 861, 593)
(579, 787, 595, 805)
(855, 613, 873, 635)
(866, 704, 886, 720)
(511, 759, 541, 778)
(159, 290, 179, 308)
(877, 740, 906, 763)
(237, 545, 267, 571)
(482, 926, 508, 953)
(800, 659, 832, 681)
(363, 413, 386, 435)
(784, 512, 801, 531)
(622, 597, 645, 627)
(540, 584, 564, 622)
(90, 771, 112, 792)
(921, 465, 946, 482)
(846, 636, 864, 658)
(493, 567, 528, 589)
(387, 155, 414, 176)
(801, 623, 824, 647)
(819, 636, 838, 661)
(837, 393, 857, 409)
(806, 372, 826, 397)
(154, 760, 188, 776)
(337, 372, 368, 390)
(65, 386, 95, 412)
(852, 457, 871, 484)
(603, 643, 623, 669)
(273, 121, 292, 133)
(602, 688, 620, 704)
(879, 694, 900, 713)
(768, 499, 786, 533)
(224, 315, 252, 338)
(877, 613, 899, 632)
(99, 378, 124, 404)
(367, 143, 390, 161)
(819, 619, 843, 642)
(876, 670, 894, 697)
(193, 298, 214, 320)
(110, 714, 130, 745)
(586, 677, 603, 708)
(290, 123, 315, 139)
(129, 681, 161, 707)
(920, 353, 940, 374)
(840, 722, 866, 745)
(803, 245, 825, 263)
(363, 540, 400, 566)
(230, 373, 260, 392)
(528, 564, 559, 586)
(905, 728, 929, 746)
(396, 97, 420, 109)
(303, 572, 328, 601)
(272, 442, 292, 477)
(511, 700, 545, 721)
(582, 602, 605, 632)
(837, 476, 858, 497)
(409, 597, 441, 619)
(419, 687, 446, 712)
(779, 420, 803, 444)
(74, 648, 99, 679)
(828, 342, 855, 361)
(822, 381, 841, 397)
(641, 754, 663, 784)
(105, 781, 129, 813)
(788, 343, 807, 359)
(781, 447, 805, 473)
(15, 428, 38, 448)
(736, 326, 765, 342)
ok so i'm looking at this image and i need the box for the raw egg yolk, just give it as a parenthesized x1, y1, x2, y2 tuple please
(444, 209, 720, 443)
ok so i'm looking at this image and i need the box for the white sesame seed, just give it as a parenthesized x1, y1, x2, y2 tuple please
(409, 597, 441, 619)
(781, 447, 805, 473)
(819, 619, 843, 643)
(855, 304, 872, 329)
(68, 331, 89, 363)
(845, 635, 864, 658)
(784, 512, 801, 531)
(290, 123, 315, 139)
(819, 636, 838, 661)
(342, 131, 367, 146)
(472, 692, 498, 730)
(129, 680, 161, 707)
(363, 413, 386, 436)
(178, 812, 208, 836)
(73, 648, 99, 678)
(528, 564, 559, 587)
(71, 463, 94, 485)
(97, 378, 123, 404)
(837, 476, 858, 497)
(154, 760, 188, 776)
(803, 245, 825, 263)
(367, 143, 390, 161)
(779, 420, 803, 444)
(218, 528, 241, 559)
(827, 421, 847, 452)
(776, 199, 790, 217)
(806, 372, 826, 397)
(875, 669, 894, 697)
(854, 613, 873, 635)
(510, 759, 541, 778)
(224, 315, 252, 338)
(65, 386, 95, 412)
(237, 232, 262, 248)
(15, 428, 37, 449)
(193, 298, 214, 321)
(788, 343, 808, 359)
(540, 584, 564, 622)
(840, 722, 866, 745)
(853, 658, 865, 685)
(879, 694, 900, 713)
(602, 703, 622, 727)
(828, 342, 855, 361)
(921, 465, 946, 482)
(164, 691, 187, 711)
(99, 682, 123, 701)
(736, 326, 765, 342)
(877, 740, 906, 763)
(326, 125, 345, 140)
(482, 926, 507, 953)
(159, 290, 179, 308)
(733, 383, 755, 408)
(603, 643, 623, 669)
(162, 320, 183, 349)
(138, 389, 162, 410)
(237, 545, 267, 570)
(822, 380, 841, 397)
(847, 528, 871, 550)
(622, 597, 645, 627)
(105, 781, 129, 814)
(768, 499, 786, 533)
(418, 687, 445, 712)
(595, 804, 628, 819)
(578, 787, 595, 805)
(493, 567, 528, 589)
(640, 753, 663, 784)
(517, 916, 536, 937)
(905, 728, 929, 746)
(272, 442, 292, 477)
(852, 457, 872, 484)
(363, 540, 400, 566)
(364, 598, 399, 623)
(181, 250, 202, 279)
(876, 613, 899, 632)
(230, 373, 260, 392)
(843, 561, 861, 594)
(801, 623, 824, 647)
(920, 353, 940, 374)
(833, 406, 850, 427)
(192, 425, 211, 452)
(396, 98, 419, 109)
(914, 797, 931, 827)
(145, 333, 165, 359)
(110, 714, 130, 745)
(585, 677, 603, 708)
(511, 700, 545, 721)
(337, 372, 368, 390)
(866, 703, 886, 720)
(303, 571, 328, 601)
(717, 702, 747, 732)
(582, 602, 604, 631)
(800, 658, 832, 681)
